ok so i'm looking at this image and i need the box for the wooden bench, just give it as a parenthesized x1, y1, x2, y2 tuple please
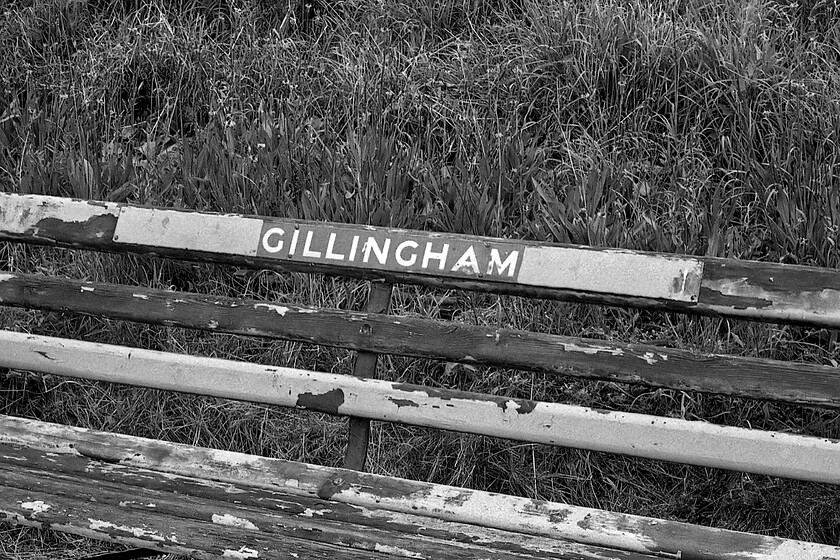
(1, 192, 839, 560)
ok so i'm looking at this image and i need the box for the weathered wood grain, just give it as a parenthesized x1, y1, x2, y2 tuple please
(1, 332, 839, 483)
(0, 443, 659, 560)
(2, 193, 839, 326)
(3, 484, 370, 560)
(1, 272, 838, 409)
(3, 416, 838, 560)
(344, 281, 393, 471)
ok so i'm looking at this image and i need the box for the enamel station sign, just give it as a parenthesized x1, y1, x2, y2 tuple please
(112, 207, 703, 302)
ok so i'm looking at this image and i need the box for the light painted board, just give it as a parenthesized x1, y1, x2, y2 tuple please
(519, 247, 703, 301)
(113, 206, 264, 257)
(112, 206, 703, 302)
(0, 193, 119, 234)
(2, 330, 838, 484)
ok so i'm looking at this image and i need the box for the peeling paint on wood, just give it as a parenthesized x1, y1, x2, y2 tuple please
(1, 442, 660, 560)
(253, 303, 290, 316)
(703, 276, 840, 325)
(1, 331, 838, 482)
(20, 500, 51, 514)
(0, 273, 837, 409)
(296, 389, 345, 415)
(4, 193, 840, 325)
(389, 399, 420, 408)
(119, 501, 157, 508)
(3, 417, 838, 560)
(0, 194, 120, 234)
(299, 508, 332, 518)
(698, 258, 840, 327)
(560, 343, 625, 356)
(212, 514, 259, 531)
(88, 519, 167, 541)
(373, 543, 424, 558)
(222, 547, 260, 559)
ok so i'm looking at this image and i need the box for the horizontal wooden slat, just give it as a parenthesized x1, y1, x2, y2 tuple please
(1, 272, 838, 409)
(5, 451, 621, 560)
(3, 194, 840, 326)
(3, 485, 375, 560)
(1, 332, 838, 484)
(3, 416, 838, 560)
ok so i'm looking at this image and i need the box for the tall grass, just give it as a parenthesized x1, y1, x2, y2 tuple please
(1, 0, 839, 556)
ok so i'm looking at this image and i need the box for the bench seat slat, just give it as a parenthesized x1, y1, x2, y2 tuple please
(3, 193, 840, 327)
(5, 451, 618, 560)
(1, 332, 838, 484)
(4, 416, 839, 560)
(2, 484, 373, 560)
(1, 272, 838, 410)
(4, 447, 633, 560)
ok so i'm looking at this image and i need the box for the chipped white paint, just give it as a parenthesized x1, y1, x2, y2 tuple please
(0, 193, 120, 234)
(132, 293, 149, 300)
(114, 206, 264, 256)
(519, 247, 703, 302)
(704, 277, 840, 327)
(5, 417, 840, 560)
(373, 543, 424, 558)
(88, 518, 165, 541)
(2, 330, 839, 484)
(119, 501, 156, 508)
(223, 546, 260, 558)
(560, 342, 625, 356)
(639, 352, 658, 365)
(297, 308, 318, 314)
(212, 513, 259, 530)
(501, 400, 524, 416)
(21, 501, 51, 514)
(284, 479, 299, 488)
(377, 490, 839, 560)
(81, 286, 95, 292)
(0, 273, 15, 282)
(299, 508, 331, 517)
(253, 303, 289, 316)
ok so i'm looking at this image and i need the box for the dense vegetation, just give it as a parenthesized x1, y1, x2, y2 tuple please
(1, 0, 839, 556)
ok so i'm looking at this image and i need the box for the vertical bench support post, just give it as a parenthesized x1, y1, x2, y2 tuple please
(344, 281, 393, 471)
